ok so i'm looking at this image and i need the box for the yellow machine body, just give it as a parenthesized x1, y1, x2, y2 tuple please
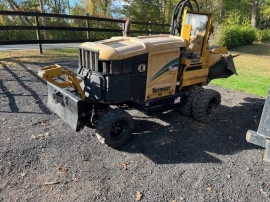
(38, 9, 237, 134)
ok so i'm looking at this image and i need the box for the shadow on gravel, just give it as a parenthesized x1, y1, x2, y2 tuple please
(0, 78, 19, 113)
(19, 63, 47, 85)
(119, 97, 264, 164)
(0, 62, 51, 114)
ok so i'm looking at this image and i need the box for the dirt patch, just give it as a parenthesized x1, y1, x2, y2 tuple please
(1, 60, 270, 201)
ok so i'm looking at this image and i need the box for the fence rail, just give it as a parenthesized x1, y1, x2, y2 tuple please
(0, 10, 170, 53)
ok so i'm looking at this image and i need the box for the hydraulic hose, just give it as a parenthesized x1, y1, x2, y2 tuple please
(170, 0, 199, 36)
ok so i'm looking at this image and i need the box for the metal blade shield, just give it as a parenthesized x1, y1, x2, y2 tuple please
(47, 82, 85, 131)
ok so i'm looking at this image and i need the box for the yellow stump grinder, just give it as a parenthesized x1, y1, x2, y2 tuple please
(38, 0, 237, 147)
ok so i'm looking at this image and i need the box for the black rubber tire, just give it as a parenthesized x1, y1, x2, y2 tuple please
(192, 89, 221, 122)
(95, 109, 134, 148)
(179, 85, 203, 116)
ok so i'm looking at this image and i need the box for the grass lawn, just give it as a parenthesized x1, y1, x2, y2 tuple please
(0, 48, 77, 65)
(1, 43, 269, 97)
(211, 43, 270, 97)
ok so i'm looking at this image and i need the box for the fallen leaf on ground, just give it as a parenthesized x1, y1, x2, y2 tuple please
(57, 166, 68, 172)
(72, 177, 78, 182)
(38, 134, 45, 140)
(94, 189, 100, 195)
(206, 186, 212, 192)
(121, 162, 130, 170)
(31, 133, 50, 140)
(44, 181, 59, 185)
(78, 157, 85, 162)
(41, 121, 50, 126)
(21, 172, 27, 177)
(180, 196, 185, 201)
(31, 135, 37, 139)
(136, 191, 143, 201)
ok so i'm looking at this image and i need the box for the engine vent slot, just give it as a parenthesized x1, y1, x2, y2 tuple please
(78, 48, 100, 71)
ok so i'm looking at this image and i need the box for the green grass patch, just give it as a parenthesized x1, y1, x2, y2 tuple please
(48, 48, 78, 57)
(211, 43, 270, 97)
(211, 70, 270, 97)
(0, 48, 77, 66)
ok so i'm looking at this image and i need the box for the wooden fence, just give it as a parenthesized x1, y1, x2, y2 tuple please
(0, 11, 170, 53)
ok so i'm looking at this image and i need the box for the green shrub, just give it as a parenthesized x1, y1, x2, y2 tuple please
(256, 29, 270, 42)
(218, 10, 257, 48)
(220, 25, 256, 48)
(241, 27, 256, 44)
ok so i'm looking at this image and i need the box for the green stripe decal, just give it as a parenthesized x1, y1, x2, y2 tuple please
(150, 58, 179, 82)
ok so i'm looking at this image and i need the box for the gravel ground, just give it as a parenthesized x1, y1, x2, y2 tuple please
(1, 60, 270, 202)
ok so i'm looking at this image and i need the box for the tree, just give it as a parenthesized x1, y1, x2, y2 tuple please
(79, 0, 113, 17)
(39, 0, 49, 39)
(251, 0, 259, 27)
(258, 0, 270, 29)
(121, 0, 165, 23)
(6, 0, 33, 25)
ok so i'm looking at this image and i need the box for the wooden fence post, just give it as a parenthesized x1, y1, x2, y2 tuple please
(35, 15, 43, 54)
(86, 13, 90, 40)
(148, 21, 152, 35)
(123, 18, 131, 37)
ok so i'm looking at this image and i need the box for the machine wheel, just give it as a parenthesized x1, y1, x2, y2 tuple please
(95, 109, 134, 148)
(192, 89, 221, 122)
(179, 85, 203, 116)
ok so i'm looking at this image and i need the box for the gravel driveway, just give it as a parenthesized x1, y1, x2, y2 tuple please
(1, 60, 270, 202)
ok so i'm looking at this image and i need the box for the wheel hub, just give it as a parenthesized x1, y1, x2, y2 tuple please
(110, 120, 127, 140)
(206, 98, 217, 115)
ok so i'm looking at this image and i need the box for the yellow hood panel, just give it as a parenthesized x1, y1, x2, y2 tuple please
(79, 35, 186, 60)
